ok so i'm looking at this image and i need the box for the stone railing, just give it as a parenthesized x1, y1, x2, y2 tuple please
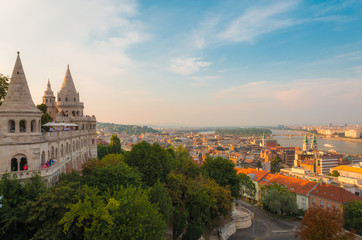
(57, 102, 84, 107)
(43, 130, 89, 141)
(56, 116, 96, 122)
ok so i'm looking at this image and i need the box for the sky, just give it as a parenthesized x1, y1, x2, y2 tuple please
(0, 0, 362, 127)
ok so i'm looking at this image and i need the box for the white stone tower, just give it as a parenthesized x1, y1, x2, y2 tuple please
(0, 52, 42, 171)
(56, 65, 84, 118)
(42, 79, 57, 119)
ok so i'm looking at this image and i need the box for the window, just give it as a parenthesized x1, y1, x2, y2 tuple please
(327, 203, 331, 209)
(20, 157, 27, 170)
(74, 98, 76, 102)
(11, 158, 18, 171)
(61, 144, 64, 157)
(320, 200, 323, 208)
(65, 97, 68, 102)
(41, 151, 46, 166)
(92, 139, 95, 145)
(9, 120, 15, 133)
(312, 198, 315, 205)
(20, 120, 26, 132)
(31, 120, 36, 132)
(58, 97, 61, 101)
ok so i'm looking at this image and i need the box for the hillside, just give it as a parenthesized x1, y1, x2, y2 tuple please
(97, 122, 159, 135)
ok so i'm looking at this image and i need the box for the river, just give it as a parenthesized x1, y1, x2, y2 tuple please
(271, 130, 362, 155)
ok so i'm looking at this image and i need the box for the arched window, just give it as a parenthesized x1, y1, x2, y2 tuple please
(65, 96, 68, 102)
(51, 146, 54, 159)
(46, 99, 48, 103)
(82, 124, 84, 130)
(41, 151, 46, 166)
(58, 97, 61, 101)
(31, 120, 36, 132)
(72, 111, 75, 117)
(38, 120, 41, 132)
(73, 142, 75, 151)
(56, 148, 58, 159)
(74, 98, 76, 102)
(61, 144, 64, 157)
(20, 120, 26, 132)
(77, 111, 79, 116)
(92, 139, 95, 145)
(9, 120, 15, 133)
(20, 157, 27, 170)
(11, 158, 18, 171)
(66, 144, 69, 156)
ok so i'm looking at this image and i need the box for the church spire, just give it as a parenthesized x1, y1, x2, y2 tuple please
(60, 64, 77, 93)
(0, 52, 40, 113)
(44, 79, 54, 96)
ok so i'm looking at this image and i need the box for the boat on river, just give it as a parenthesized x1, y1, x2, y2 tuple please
(324, 144, 334, 148)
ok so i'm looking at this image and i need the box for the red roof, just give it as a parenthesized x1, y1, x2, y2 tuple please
(310, 183, 362, 204)
(265, 174, 318, 196)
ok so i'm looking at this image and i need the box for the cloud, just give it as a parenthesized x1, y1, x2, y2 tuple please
(170, 57, 212, 75)
(190, 75, 221, 87)
(218, 1, 299, 43)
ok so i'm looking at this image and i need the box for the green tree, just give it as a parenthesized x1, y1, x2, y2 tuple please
(257, 160, 262, 169)
(59, 186, 166, 240)
(343, 200, 362, 234)
(0, 174, 47, 240)
(82, 157, 143, 193)
(239, 173, 256, 200)
(97, 143, 108, 159)
(26, 181, 84, 240)
(271, 157, 282, 173)
(296, 207, 355, 240)
(263, 187, 298, 216)
(149, 180, 173, 222)
(107, 134, 122, 154)
(37, 104, 53, 129)
(202, 156, 241, 198)
(330, 170, 340, 177)
(0, 73, 9, 105)
(125, 141, 175, 186)
(173, 209, 188, 240)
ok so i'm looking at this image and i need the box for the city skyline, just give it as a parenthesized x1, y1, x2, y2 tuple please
(1, 0, 362, 127)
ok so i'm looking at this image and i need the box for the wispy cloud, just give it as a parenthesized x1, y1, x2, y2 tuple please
(218, 1, 299, 43)
(170, 57, 212, 75)
(190, 75, 221, 87)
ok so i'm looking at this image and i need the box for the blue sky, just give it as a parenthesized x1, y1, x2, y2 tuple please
(0, 0, 362, 126)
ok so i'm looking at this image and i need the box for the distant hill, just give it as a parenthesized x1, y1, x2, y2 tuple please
(97, 122, 159, 135)
(215, 128, 271, 136)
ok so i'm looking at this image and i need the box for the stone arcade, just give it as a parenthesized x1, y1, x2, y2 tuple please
(0, 52, 97, 185)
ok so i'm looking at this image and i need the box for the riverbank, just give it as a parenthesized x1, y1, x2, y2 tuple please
(319, 136, 362, 143)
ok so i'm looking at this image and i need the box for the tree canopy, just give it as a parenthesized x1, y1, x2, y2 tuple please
(202, 156, 241, 198)
(0, 73, 9, 105)
(343, 200, 362, 235)
(296, 207, 355, 240)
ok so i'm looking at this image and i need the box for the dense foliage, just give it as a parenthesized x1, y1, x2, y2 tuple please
(97, 122, 159, 135)
(262, 183, 298, 216)
(0, 73, 9, 105)
(296, 207, 355, 240)
(215, 128, 271, 136)
(37, 103, 53, 128)
(0, 141, 245, 240)
(343, 200, 362, 235)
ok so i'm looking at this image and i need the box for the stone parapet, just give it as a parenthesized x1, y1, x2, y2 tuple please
(56, 116, 96, 122)
(56, 102, 84, 107)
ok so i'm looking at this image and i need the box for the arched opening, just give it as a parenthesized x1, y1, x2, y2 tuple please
(92, 139, 95, 145)
(31, 120, 36, 132)
(82, 124, 84, 130)
(20, 157, 27, 170)
(77, 111, 79, 116)
(9, 120, 15, 133)
(72, 111, 75, 117)
(41, 151, 46, 166)
(56, 148, 58, 159)
(73, 142, 75, 151)
(11, 158, 18, 171)
(38, 120, 41, 132)
(51, 146, 54, 159)
(74, 98, 76, 102)
(65, 96, 68, 102)
(20, 120, 26, 132)
(61, 144, 64, 157)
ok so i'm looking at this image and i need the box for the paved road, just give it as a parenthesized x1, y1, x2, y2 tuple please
(229, 200, 300, 240)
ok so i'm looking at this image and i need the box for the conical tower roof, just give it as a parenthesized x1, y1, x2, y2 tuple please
(59, 65, 77, 94)
(44, 79, 54, 96)
(0, 52, 40, 113)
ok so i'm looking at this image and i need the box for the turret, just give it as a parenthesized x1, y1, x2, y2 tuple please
(42, 79, 57, 119)
(56, 65, 84, 118)
(302, 134, 309, 151)
(0, 52, 42, 143)
(311, 134, 317, 150)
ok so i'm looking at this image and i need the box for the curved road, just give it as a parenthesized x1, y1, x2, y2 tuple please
(229, 200, 300, 240)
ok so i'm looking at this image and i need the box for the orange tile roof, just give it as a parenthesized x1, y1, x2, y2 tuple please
(265, 174, 319, 196)
(235, 168, 270, 183)
(310, 183, 362, 203)
(331, 165, 362, 174)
